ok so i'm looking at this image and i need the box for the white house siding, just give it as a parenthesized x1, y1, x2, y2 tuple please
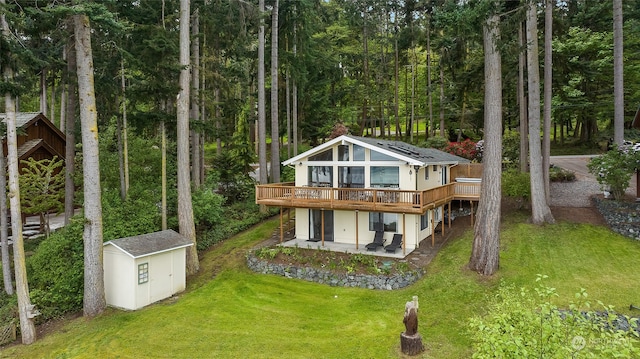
(171, 248, 187, 293)
(104, 245, 136, 310)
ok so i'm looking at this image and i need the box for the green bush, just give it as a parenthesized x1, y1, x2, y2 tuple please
(502, 130, 521, 169)
(549, 165, 576, 182)
(101, 190, 160, 241)
(587, 146, 640, 200)
(422, 136, 449, 151)
(27, 218, 84, 321)
(502, 169, 531, 200)
(469, 277, 640, 358)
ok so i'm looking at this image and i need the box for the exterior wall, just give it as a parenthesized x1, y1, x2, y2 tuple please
(104, 247, 187, 311)
(291, 141, 450, 250)
(295, 208, 440, 250)
(104, 245, 136, 310)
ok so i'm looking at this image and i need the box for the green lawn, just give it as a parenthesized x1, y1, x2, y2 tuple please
(2, 215, 640, 358)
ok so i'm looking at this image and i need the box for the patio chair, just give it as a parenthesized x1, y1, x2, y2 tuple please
(365, 231, 385, 251)
(384, 233, 403, 253)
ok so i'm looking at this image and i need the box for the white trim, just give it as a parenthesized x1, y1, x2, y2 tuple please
(103, 242, 193, 259)
(283, 135, 425, 167)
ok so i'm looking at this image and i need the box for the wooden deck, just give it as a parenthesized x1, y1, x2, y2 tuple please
(256, 181, 480, 215)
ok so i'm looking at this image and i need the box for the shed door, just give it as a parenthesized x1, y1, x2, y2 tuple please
(149, 256, 173, 302)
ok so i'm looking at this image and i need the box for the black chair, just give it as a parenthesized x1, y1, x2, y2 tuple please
(384, 233, 403, 253)
(365, 231, 385, 251)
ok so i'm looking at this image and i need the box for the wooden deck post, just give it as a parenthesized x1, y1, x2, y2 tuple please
(321, 209, 325, 247)
(431, 210, 435, 247)
(402, 213, 406, 255)
(355, 210, 359, 250)
(441, 206, 445, 237)
(279, 207, 283, 243)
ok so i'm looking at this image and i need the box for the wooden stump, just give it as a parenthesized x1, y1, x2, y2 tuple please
(400, 332, 424, 356)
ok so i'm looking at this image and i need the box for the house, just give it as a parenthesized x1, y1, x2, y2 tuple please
(0, 112, 66, 171)
(103, 230, 193, 311)
(256, 135, 482, 256)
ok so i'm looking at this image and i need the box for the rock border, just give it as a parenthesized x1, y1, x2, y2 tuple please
(592, 197, 640, 240)
(246, 253, 424, 290)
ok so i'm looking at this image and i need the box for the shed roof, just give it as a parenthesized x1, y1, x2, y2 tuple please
(283, 135, 470, 167)
(104, 230, 193, 259)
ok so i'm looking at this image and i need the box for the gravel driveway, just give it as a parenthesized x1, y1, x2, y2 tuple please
(550, 155, 637, 207)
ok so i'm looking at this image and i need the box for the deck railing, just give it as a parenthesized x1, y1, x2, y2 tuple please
(256, 180, 479, 215)
(451, 163, 483, 179)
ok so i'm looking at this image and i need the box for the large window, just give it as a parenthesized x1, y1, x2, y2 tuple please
(338, 166, 364, 188)
(308, 166, 333, 187)
(370, 166, 399, 188)
(369, 212, 397, 232)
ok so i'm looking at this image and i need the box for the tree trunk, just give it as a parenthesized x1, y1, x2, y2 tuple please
(438, 71, 444, 138)
(543, 0, 553, 203)
(0, 145, 10, 295)
(270, 0, 280, 183)
(177, 0, 199, 275)
(613, 0, 624, 146)
(118, 57, 129, 201)
(426, 18, 433, 138)
(526, 2, 555, 225)
(0, 0, 13, 294)
(40, 69, 47, 115)
(394, 37, 401, 139)
(191, 9, 201, 188)
(469, 8, 502, 277)
(74, 13, 106, 318)
(64, 37, 77, 225)
(258, 0, 267, 187)
(518, 22, 528, 173)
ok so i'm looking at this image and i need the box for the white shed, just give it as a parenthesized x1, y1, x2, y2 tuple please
(103, 230, 193, 311)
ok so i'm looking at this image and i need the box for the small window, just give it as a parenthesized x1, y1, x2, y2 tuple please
(309, 149, 333, 161)
(424, 167, 429, 180)
(353, 145, 365, 161)
(138, 263, 149, 284)
(432, 165, 438, 171)
(338, 145, 349, 161)
(420, 213, 429, 230)
(371, 150, 396, 161)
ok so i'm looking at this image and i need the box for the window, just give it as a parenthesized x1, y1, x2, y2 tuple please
(370, 166, 399, 188)
(371, 150, 396, 161)
(138, 263, 149, 284)
(338, 166, 364, 188)
(308, 166, 333, 187)
(338, 145, 349, 161)
(309, 149, 333, 161)
(420, 213, 429, 230)
(353, 145, 365, 161)
(424, 167, 429, 180)
(369, 212, 398, 232)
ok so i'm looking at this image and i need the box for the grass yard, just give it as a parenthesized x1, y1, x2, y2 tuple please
(2, 214, 640, 358)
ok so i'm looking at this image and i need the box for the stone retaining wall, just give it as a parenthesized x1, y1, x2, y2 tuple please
(246, 254, 424, 290)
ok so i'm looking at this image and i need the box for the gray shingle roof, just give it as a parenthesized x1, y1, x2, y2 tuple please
(349, 135, 470, 164)
(0, 112, 42, 128)
(104, 230, 193, 258)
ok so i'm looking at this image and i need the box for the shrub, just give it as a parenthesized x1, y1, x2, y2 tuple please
(444, 139, 480, 161)
(101, 190, 160, 241)
(27, 218, 84, 321)
(469, 277, 640, 358)
(502, 169, 531, 202)
(549, 165, 576, 182)
(422, 136, 449, 151)
(587, 145, 640, 200)
(502, 130, 521, 169)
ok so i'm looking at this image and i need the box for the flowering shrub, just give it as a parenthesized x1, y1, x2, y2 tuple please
(444, 138, 480, 161)
(587, 144, 640, 200)
(328, 122, 350, 139)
